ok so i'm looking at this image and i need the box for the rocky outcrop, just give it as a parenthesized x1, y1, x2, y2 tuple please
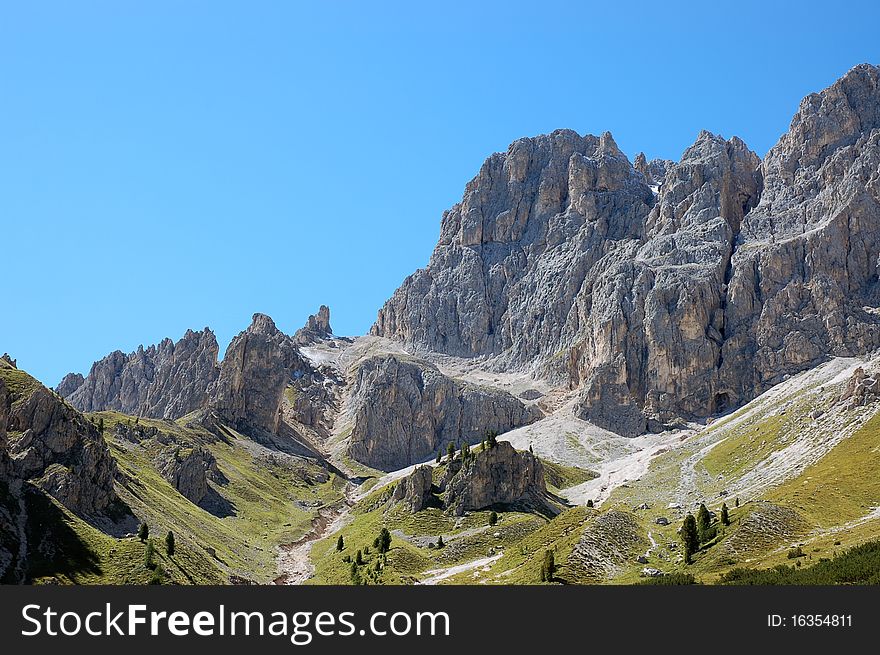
(156, 446, 219, 504)
(373, 64, 880, 436)
(390, 465, 434, 512)
(442, 441, 547, 515)
(839, 366, 880, 409)
(347, 355, 541, 471)
(210, 313, 310, 436)
(0, 364, 118, 518)
(294, 305, 333, 344)
(65, 328, 220, 420)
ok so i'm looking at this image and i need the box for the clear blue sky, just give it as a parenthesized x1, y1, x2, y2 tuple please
(2, 1, 879, 386)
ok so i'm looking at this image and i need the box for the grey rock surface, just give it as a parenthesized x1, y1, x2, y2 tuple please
(209, 313, 310, 437)
(55, 373, 85, 398)
(347, 354, 541, 471)
(156, 445, 219, 504)
(442, 441, 547, 515)
(390, 465, 434, 512)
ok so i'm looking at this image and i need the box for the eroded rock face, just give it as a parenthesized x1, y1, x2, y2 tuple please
(156, 446, 219, 504)
(391, 465, 434, 512)
(64, 329, 220, 420)
(373, 64, 880, 436)
(210, 313, 310, 436)
(347, 355, 541, 471)
(442, 441, 546, 515)
(0, 367, 118, 518)
(720, 64, 880, 400)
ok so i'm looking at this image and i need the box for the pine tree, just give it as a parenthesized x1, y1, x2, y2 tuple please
(337, 535, 345, 551)
(138, 522, 149, 542)
(529, 444, 534, 454)
(735, 497, 740, 508)
(165, 531, 175, 556)
(720, 503, 730, 526)
(697, 503, 712, 540)
(356, 549, 363, 565)
(486, 430, 498, 449)
(97, 417, 105, 433)
(436, 450, 441, 464)
(541, 550, 555, 582)
(350, 561, 360, 585)
(461, 442, 470, 460)
(148, 565, 163, 585)
(437, 535, 444, 549)
(447, 441, 456, 462)
(377, 527, 392, 554)
(681, 513, 700, 564)
(489, 511, 498, 526)
(144, 540, 155, 569)
(586, 499, 594, 508)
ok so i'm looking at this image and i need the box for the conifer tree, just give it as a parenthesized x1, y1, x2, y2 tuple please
(165, 531, 175, 556)
(337, 535, 345, 551)
(681, 513, 700, 564)
(697, 503, 712, 540)
(720, 503, 730, 526)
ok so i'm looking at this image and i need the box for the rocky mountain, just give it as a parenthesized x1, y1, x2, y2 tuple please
(62, 328, 220, 420)
(373, 64, 880, 436)
(347, 354, 541, 470)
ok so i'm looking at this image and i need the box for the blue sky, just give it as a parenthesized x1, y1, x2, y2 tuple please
(2, 1, 879, 386)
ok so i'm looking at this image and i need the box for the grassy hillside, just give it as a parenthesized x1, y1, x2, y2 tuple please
(90, 411, 346, 584)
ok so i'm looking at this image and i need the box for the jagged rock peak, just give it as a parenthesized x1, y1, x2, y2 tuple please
(294, 306, 333, 344)
(1, 354, 16, 369)
(209, 313, 309, 437)
(56, 372, 85, 397)
(248, 312, 280, 335)
(65, 327, 220, 420)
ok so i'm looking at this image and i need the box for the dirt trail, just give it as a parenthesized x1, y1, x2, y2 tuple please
(419, 553, 503, 585)
(274, 498, 352, 585)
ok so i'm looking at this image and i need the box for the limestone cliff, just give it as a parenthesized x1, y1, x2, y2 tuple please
(347, 354, 541, 470)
